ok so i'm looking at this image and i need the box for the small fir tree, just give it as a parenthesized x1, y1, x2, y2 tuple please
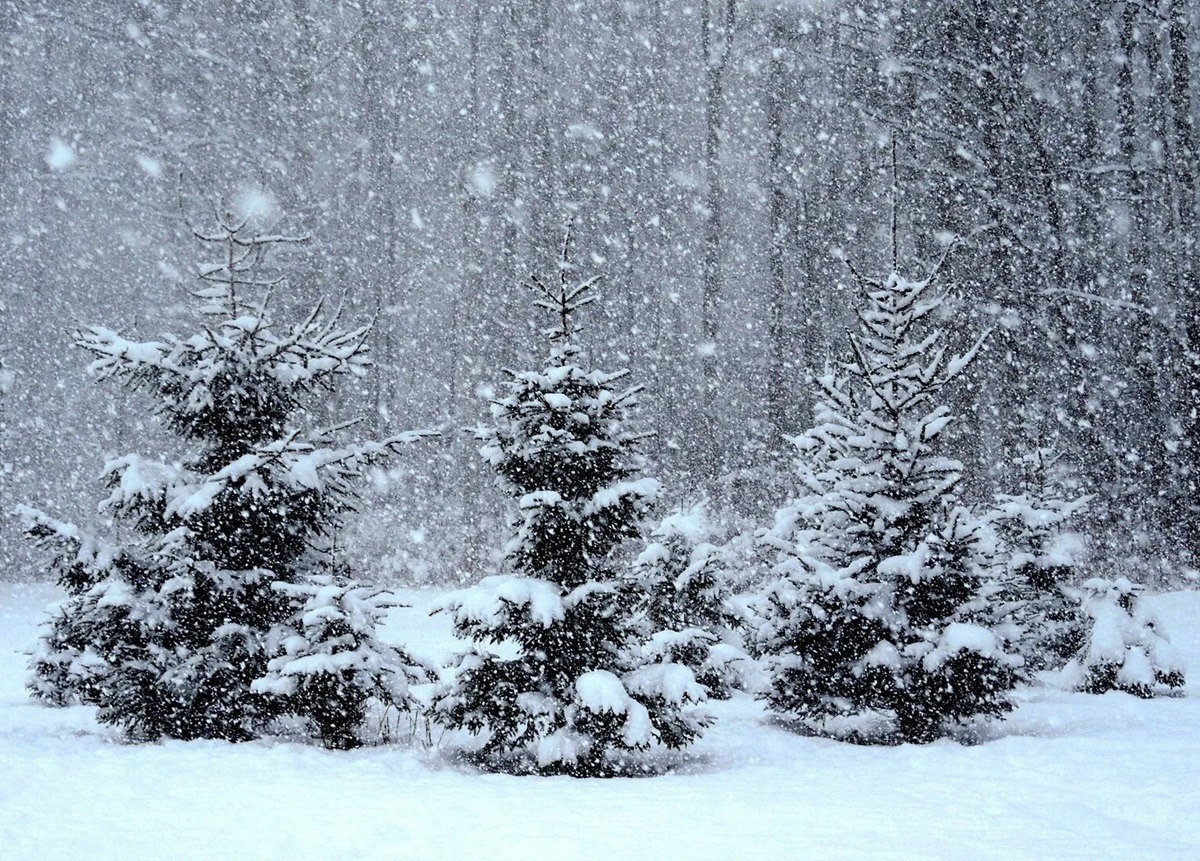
(989, 447, 1089, 672)
(21, 208, 433, 746)
(254, 576, 435, 749)
(1063, 577, 1185, 697)
(627, 503, 751, 699)
(21, 510, 138, 706)
(433, 233, 708, 776)
(758, 252, 1020, 744)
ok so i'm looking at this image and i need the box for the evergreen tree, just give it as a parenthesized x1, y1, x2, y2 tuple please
(757, 253, 1020, 744)
(254, 576, 435, 749)
(433, 234, 708, 776)
(989, 447, 1089, 672)
(1063, 577, 1185, 698)
(21, 209, 434, 746)
(21, 509, 137, 706)
(627, 503, 751, 699)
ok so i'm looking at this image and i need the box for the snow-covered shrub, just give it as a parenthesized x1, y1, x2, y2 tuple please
(20, 211, 433, 746)
(1061, 577, 1185, 697)
(757, 256, 1020, 744)
(989, 448, 1089, 672)
(433, 242, 708, 776)
(19, 509, 133, 705)
(627, 503, 752, 699)
(254, 577, 433, 749)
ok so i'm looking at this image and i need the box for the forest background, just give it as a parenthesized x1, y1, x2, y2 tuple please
(2, 0, 1198, 585)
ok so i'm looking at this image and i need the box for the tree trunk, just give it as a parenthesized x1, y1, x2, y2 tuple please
(1166, 1, 1200, 558)
(765, 12, 790, 448)
(700, 0, 735, 478)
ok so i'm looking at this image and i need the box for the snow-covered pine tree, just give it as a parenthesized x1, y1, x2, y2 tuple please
(21, 207, 434, 746)
(627, 503, 750, 699)
(433, 231, 708, 776)
(21, 508, 139, 706)
(989, 447, 1089, 672)
(1063, 577, 1185, 697)
(757, 250, 1020, 744)
(254, 576, 435, 749)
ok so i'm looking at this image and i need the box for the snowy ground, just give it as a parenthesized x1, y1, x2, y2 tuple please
(2, 583, 1199, 861)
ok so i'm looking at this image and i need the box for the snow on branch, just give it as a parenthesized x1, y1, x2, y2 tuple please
(166, 427, 438, 521)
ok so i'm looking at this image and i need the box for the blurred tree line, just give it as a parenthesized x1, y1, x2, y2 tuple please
(0, 0, 1197, 583)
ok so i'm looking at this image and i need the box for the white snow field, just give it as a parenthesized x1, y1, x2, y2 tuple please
(2, 582, 1199, 861)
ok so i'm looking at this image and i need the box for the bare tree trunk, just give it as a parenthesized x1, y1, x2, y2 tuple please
(528, 0, 555, 259)
(699, 0, 735, 479)
(1117, 1, 1170, 503)
(500, 3, 522, 303)
(1166, 1, 1200, 558)
(765, 11, 791, 448)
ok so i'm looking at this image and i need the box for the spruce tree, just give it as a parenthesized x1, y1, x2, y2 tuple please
(254, 576, 434, 749)
(21, 209, 434, 746)
(758, 254, 1019, 744)
(627, 503, 751, 699)
(1064, 577, 1185, 697)
(989, 447, 1089, 672)
(433, 234, 708, 776)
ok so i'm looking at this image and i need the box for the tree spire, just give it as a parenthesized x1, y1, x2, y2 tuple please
(523, 218, 599, 347)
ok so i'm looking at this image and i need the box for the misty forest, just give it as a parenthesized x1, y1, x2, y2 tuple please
(2, 1, 1200, 858)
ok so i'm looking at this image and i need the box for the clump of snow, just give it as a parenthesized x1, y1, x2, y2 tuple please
(569, 671, 657, 749)
(101, 455, 178, 510)
(922, 623, 1007, 671)
(653, 506, 708, 546)
(877, 547, 928, 584)
(575, 670, 631, 714)
(439, 575, 565, 629)
(861, 640, 902, 669)
(585, 478, 660, 516)
(231, 187, 278, 229)
(625, 662, 706, 707)
(136, 155, 162, 178)
(536, 727, 586, 768)
(45, 138, 74, 171)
